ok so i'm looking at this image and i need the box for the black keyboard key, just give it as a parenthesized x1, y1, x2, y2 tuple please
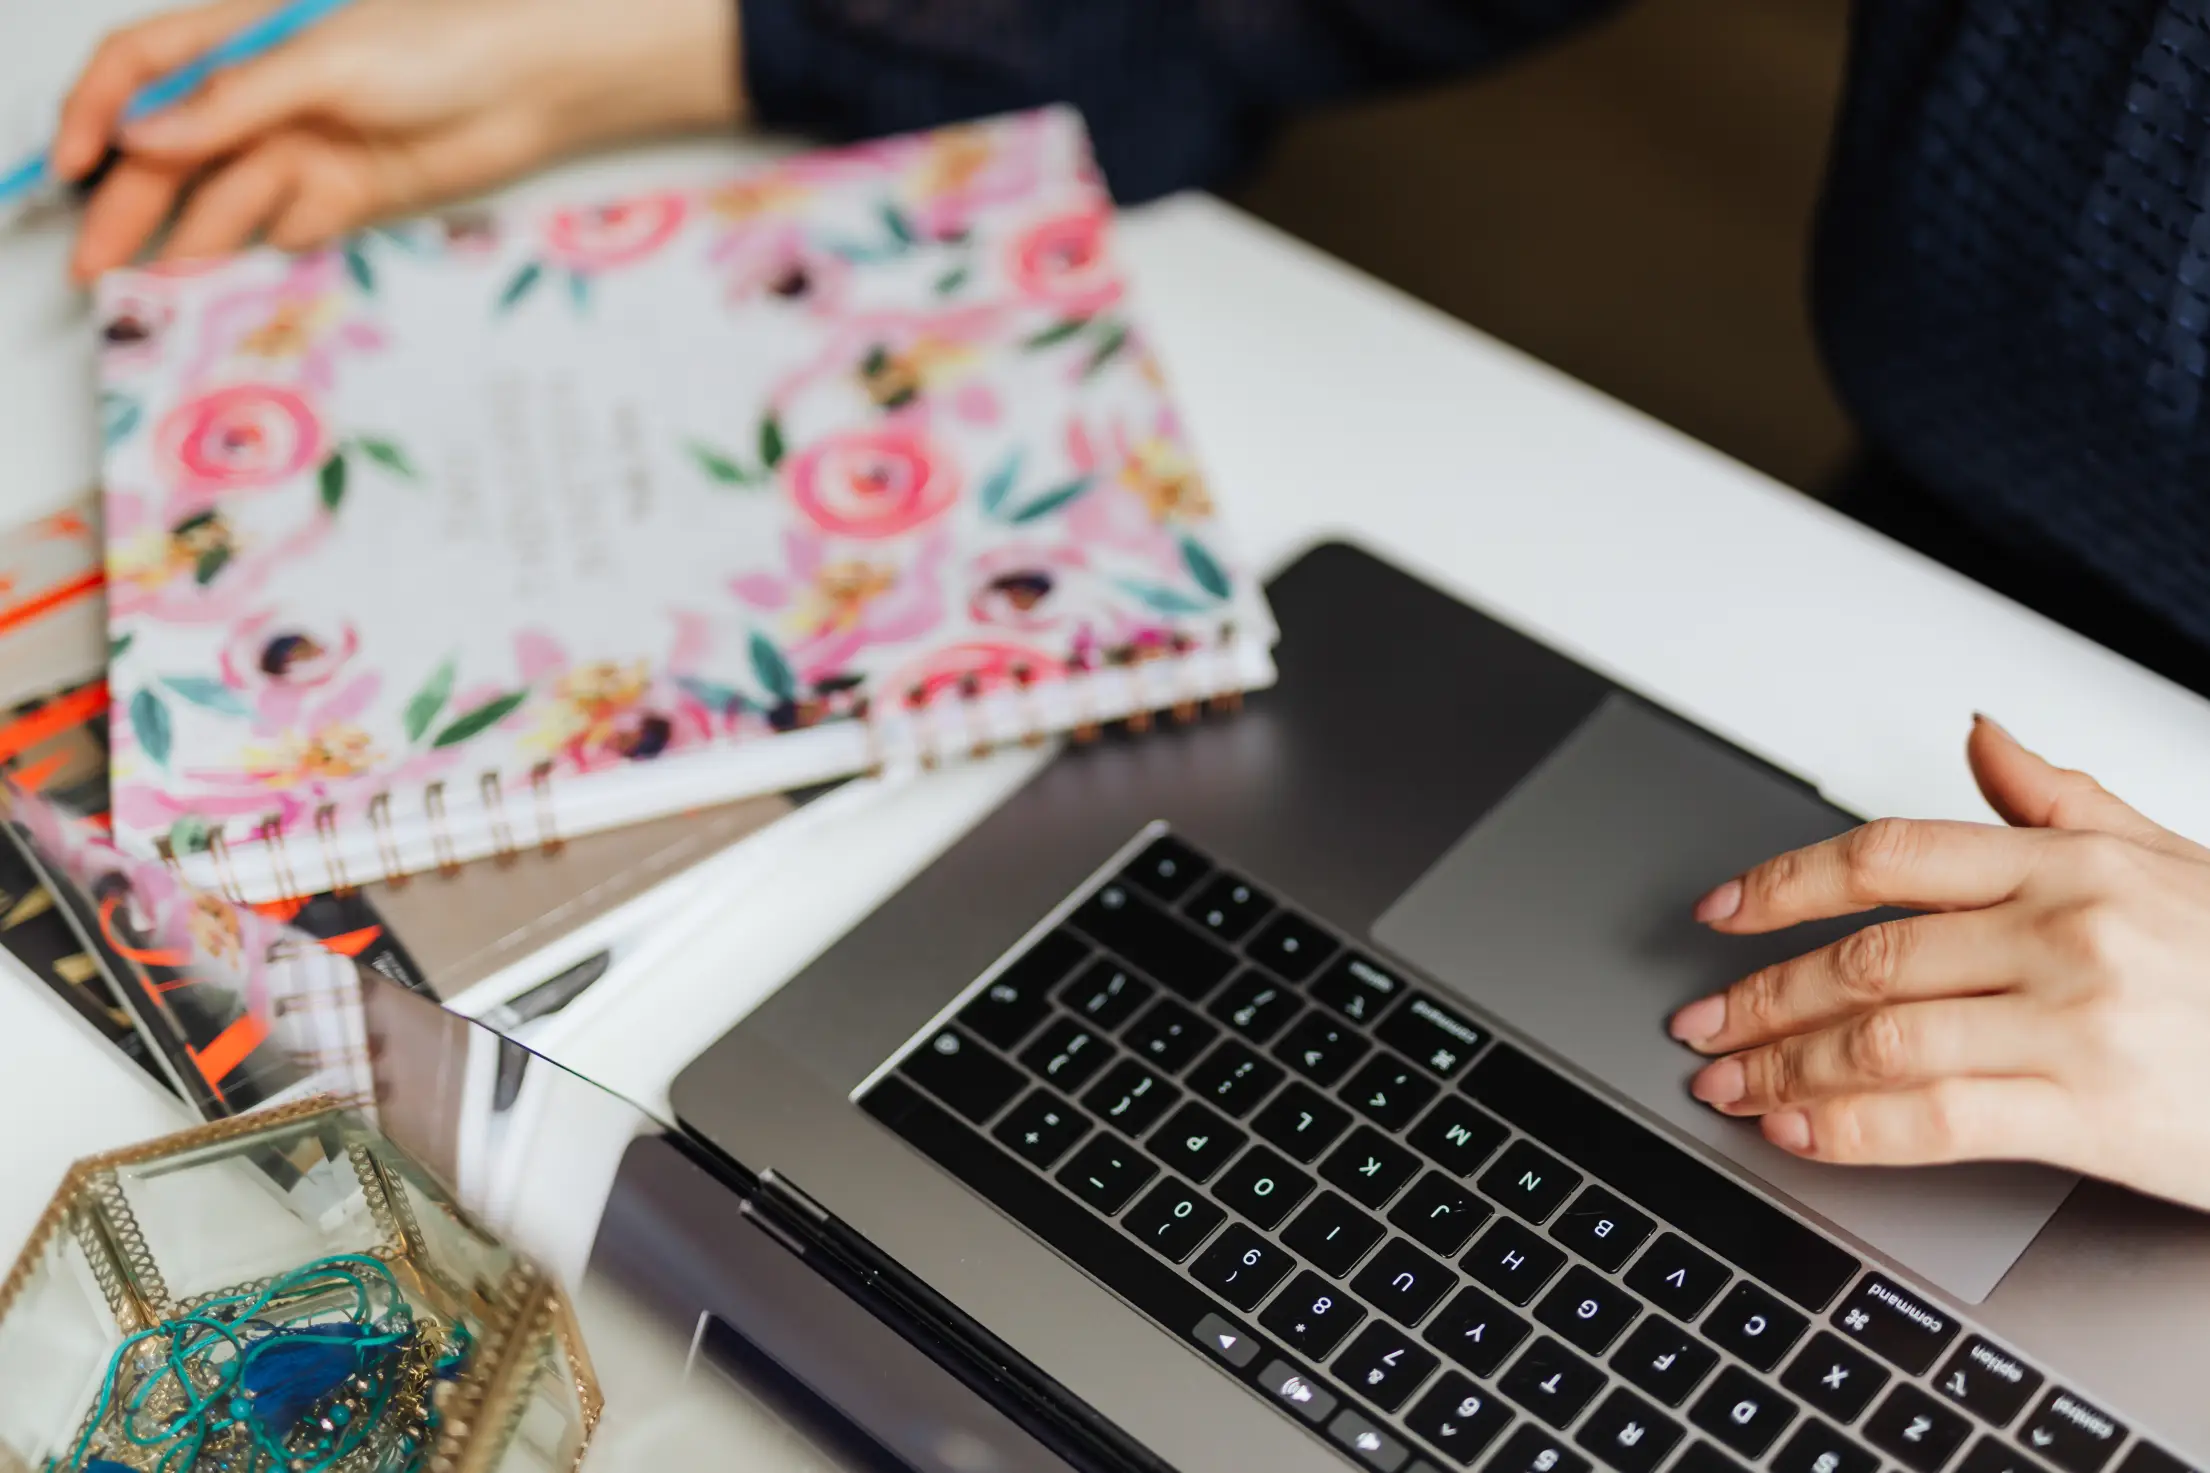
(1624, 1233, 1730, 1321)
(1330, 1407, 1410, 1471)
(1576, 1387, 1684, 1473)
(1322, 1126, 1423, 1208)
(1423, 1284, 1530, 1376)
(1187, 1039, 1285, 1115)
(1059, 956, 1154, 1029)
(1865, 1384, 1974, 1473)
(1466, 1047, 1858, 1311)
(1377, 992, 1489, 1079)
(1018, 1015, 1113, 1090)
(2115, 1445, 2197, 1473)
(1212, 1144, 1314, 1229)
(1487, 1423, 1593, 1473)
(1963, 1436, 2056, 1473)
(1336, 1320, 1441, 1412)
(1071, 881, 1236, 999)
(1832, 1274, 1961, 1375)
(1409, 1096, 1511, 1178)
(1284, 1191, 1389, 1278)
(1611, 1317, 1720, 1407)
(1479, 1140, 1583, 1224)
(1408, 1372, 1514, 1466)
(1274, 1010, 1372, 1085)
(1184, 872, 1274, 941)
(1549, 1186, 1653, 1272)
(991, 1088, 1090, 1167)
(1252, 1081, 1353, 1162)
(1500, 1336, 1605, 1428)
(1082, 1058, 1178, 1136)
(1774, 1420, 1880, 1473)
(1247, 910, 1338, 982)
(1206, 970, 1302, 1041)
(902, 1027, 1025, 1121)
(1390, 1172, 1493, 1256)
(1123, 997, 1218, 1070)
(1342, 1051, 1442, 1131)
(1691, 1365, 1799, 1457)
(1192, 1310, 1261, 1370)
(1125, 833, 1208, 902)
(1261, 1270, 1368, 1358)
(1782, 1332, 1889, 1424)
(1933, 1336, 2043, 1427)
(962, 931, 1087, 1046)
(1148, 1100, 1243, 1181)
(1704, 1281, 1809, 1371)
(1678, 1444, 1755, 1473)
(1054, 1134, 1156, 1213)
(1313, 950, 1410, 1024)
(1465, 1217, 1567, 1305)
(1535, 1264, 1642, 1354)
(1352, 1237, 1457, 1325)
(1258, 1356, 1339, 1424)
(1122, 1176, 1226, 1262)
(2018, 1389, 2128, 1473)
(1191, 1221, 1295, 1310)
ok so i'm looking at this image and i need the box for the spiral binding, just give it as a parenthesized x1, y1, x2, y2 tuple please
(162, 625, 1253, 902)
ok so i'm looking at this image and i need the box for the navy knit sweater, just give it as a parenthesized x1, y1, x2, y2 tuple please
(743, 1, 2210, 656)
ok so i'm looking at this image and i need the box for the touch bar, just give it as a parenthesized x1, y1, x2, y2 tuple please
(1464, 1046, 1858, 1310)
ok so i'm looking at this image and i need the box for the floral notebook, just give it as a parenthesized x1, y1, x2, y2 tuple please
(94, 108, 1275, 902)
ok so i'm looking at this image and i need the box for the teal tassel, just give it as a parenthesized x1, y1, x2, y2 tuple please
(238, 1322, 385, 1431)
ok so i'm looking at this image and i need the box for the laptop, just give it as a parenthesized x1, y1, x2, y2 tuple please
(669, 541, 2210, 1473)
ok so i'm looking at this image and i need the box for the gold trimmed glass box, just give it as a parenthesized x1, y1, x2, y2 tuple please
(0, 1098, 599, 1473)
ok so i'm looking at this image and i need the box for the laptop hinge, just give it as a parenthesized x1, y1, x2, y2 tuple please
(758, 1167, 830, 1225)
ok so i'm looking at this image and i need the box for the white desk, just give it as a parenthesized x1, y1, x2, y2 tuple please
(5, 0, 2210, 1460)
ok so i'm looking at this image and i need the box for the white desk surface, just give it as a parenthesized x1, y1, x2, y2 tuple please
(4, 1, 2210, 1459)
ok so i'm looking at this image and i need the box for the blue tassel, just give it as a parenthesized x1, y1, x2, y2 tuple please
(237, 1322, 383, 1431)
(85, 1461, 138, 1472)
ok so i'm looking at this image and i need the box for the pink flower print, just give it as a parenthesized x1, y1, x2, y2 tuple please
(881, 640, 1066, 709)
(542, 192, 688, 272)
(711, 223, 853, 313)
(217, 610, 361, 732)
(734, 527, 950, 683)
(898, 116, 1050, 241)
(181, 253, 385, 391)
(512, 633, 714, 774)
(787, 424, 961, 540)
(97, 285, 175, 371)
(107, 491, 339, 626)
(156, 383, 326, 500)
(1008, 207, 1123, 318)
(967, 543, 1099, 633)
(1062, 420, 1216, 568)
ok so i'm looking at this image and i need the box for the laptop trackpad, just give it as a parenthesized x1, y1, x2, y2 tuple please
(1372, 696, 2076, 1304)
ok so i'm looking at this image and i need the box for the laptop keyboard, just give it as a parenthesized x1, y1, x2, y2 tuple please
(857, 829, 2187, 1473)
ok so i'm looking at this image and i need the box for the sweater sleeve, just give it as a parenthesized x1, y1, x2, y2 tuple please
(739, 0, 1623, 202)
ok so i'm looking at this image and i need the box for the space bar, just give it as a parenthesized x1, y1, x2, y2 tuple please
(1464, 1045, 1858, 1310)
(862, 1076, 1228, 1340)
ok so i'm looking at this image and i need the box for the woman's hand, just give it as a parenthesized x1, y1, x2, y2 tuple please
(55, 0, 742, 282)
(1670, 715, 2210, 1211)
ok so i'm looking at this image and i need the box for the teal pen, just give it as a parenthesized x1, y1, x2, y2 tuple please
(0, 0, 356, 209)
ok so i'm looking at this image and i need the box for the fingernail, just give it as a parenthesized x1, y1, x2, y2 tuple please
(1668, 994, 1726, 1045)
(1692, 879, 1741, 924)
(1973, 711, 2012, 739)
(1765, 1111, 1813, 1152)
(1690, 1057, 1745, 1106)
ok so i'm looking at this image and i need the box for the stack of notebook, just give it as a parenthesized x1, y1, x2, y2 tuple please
(1, 107, 1278, 1119)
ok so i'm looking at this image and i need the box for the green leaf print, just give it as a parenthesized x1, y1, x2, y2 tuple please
(166, 815, 213, 857)
(341, 241, 374, 294)
(356, 438, 417, 479)
(567, 271, 592, 311)
(1008, 477, 1095, 525)
(977, 451, 1023, 517)
(750, 632, 797, 704)
(1179, 535, 1232, 602)
(881, 203, 919, 246)
(108, 633, 133, 661)
(759, 415, 787, 471)
(159, 676, 250, 718)
(318, 452, 348, 512)
(1023, 317, 1091, 351)
(1082, 322, 1130, 379)
(403, 658, 456, 744)
(431, 690, 529, 749)
(129, 688, 172, 767)
(1115, 580, 1216, 617)
(497, 261, 544, 312)
(688, 442, 755, 487)
(99, 391, 141, 449)
(193, 546, 232, 586)
(933, 266, 971, 297)
(677, 676, 746, 713)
